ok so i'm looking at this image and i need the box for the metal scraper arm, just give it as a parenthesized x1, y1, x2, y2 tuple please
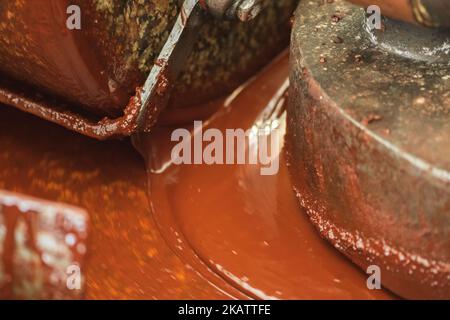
(137, 0, 263, 132)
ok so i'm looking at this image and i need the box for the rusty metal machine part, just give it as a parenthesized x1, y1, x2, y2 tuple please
(0, 190, 88, 299)
(349, 0, 450, 28)
(204, 0, 263, 21)
(0, 0, 297, 139)
(286, 0, 449, 299)
(136, 0, 204, 132)
(347, 0, 415, 24)
(410, 0, 450, 28)
(364, 16, 450, 64)
(0, 58, 393, 300)
(137, 0, 264, 132)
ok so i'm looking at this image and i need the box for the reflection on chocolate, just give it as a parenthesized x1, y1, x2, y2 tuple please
(0, 53, 394, 299)
(135, 53, 393, 299)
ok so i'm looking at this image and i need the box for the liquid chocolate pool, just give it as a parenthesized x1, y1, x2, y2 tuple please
(0, 53, 394, 299)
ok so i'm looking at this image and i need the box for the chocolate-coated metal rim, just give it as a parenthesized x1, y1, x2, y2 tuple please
(287, 0, 449, 299)
(0, 82, 141, 140)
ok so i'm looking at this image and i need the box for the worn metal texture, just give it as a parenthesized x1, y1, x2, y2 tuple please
(411, 0, 450, 28)
(0, 0, 297, 129)
(286, 0, 449, 299)
(348, 0, 450, 28)
(365, 16, 450, 63)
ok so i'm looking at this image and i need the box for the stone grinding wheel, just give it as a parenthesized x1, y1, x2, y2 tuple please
(286, 0, 449, 299)
(0, 0, 298, 137)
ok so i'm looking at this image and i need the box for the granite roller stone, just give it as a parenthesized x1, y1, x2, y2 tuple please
(286, 0, 449, 299)
(0, 0, 297, 136)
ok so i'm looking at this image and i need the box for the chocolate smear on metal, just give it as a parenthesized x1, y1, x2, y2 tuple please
(133, 52, 393, 299)
(287, 0, 449, 299)
(0, 52, 393, 299)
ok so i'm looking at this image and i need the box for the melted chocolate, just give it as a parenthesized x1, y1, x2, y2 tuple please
(134, 53, 394, 299)
(0, 53, 394, 299)
(0, 0, 297, 137)
(0, 191, 88, 299)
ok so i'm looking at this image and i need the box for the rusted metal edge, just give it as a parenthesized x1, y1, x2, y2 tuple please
(0, 83, 141, 140)
(0, 190, 89, 299)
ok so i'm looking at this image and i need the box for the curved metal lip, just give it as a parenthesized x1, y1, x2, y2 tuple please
(0, 81, 141, 140)
(0, 0, 262, 140)
(0, 0, 206, 140)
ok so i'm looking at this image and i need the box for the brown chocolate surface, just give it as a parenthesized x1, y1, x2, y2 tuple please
(0, 191, 88, 299)
(0, 54, 393, 299)
(349, 0, 450, 27)
(0, 0, 125, 117)
(0, 0, 297, 124)
(0, 104, 224, 299)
